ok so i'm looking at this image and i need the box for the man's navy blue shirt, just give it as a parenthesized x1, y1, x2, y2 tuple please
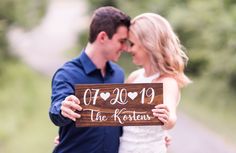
(49, 51, 125, 153)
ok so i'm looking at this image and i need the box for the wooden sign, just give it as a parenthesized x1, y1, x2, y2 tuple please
(75, 83, 163, 127)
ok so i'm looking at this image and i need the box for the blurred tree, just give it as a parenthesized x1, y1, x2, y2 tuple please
(88, 0, 117, 11)
(76, 0, 118, 53)
(186, 51, 209, 76)
(0, 0, 47, 76)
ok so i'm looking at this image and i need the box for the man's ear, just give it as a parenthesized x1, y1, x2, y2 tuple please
(97, 31, 108, 43)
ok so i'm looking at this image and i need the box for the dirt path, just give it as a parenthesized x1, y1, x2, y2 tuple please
(7, 1, 236, 153)
(168, 112, 236, 153)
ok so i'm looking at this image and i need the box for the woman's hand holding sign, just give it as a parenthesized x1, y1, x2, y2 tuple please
(152, 104, 170, 125)
(61, 95, 83, 121)
(152, 77, 180, 130)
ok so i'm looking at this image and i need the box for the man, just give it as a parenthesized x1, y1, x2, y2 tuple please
(49, 6, 130, 153)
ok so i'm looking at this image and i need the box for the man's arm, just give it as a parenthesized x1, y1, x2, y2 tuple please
(49, 73, 82, 126)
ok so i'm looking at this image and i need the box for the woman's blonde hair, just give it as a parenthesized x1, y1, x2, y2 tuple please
(130, 13, 191, 87)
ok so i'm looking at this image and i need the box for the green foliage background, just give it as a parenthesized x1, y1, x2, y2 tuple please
(0, 0, 236, 152)
(0, 0, 47, 74)
(0, 0, 56, 152)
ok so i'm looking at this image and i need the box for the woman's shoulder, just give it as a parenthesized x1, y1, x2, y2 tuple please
(153, 75, 179, 88)
(126, 68, 143, 83)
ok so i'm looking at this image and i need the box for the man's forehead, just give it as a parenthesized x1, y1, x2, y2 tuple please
(115, 26, 128, 39)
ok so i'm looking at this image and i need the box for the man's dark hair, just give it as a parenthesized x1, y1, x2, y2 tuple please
(89, 6, 131, 43)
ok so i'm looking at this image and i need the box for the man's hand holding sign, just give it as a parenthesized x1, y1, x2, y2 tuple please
(69, 83, 166, 127)
(61, 95, 82, 122)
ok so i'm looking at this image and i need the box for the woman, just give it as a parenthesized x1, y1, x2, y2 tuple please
(118, 13, 191, 153)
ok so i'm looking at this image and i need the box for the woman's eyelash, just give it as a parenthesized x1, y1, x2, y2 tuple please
(127, 40, 134, 47)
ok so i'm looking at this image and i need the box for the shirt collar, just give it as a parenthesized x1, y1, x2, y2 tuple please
(79, 50, 114, 75)
(106, 61, 114, 74)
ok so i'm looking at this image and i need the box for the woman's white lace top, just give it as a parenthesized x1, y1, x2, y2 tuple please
(119, 69, 167, 153)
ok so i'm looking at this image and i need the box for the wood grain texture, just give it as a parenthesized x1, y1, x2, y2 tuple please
(75, 83, 163, 127)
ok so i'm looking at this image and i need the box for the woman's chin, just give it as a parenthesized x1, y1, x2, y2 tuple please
(132, 60, 140, 66)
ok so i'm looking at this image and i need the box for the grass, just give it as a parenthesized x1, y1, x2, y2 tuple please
(180, 75, 236, 145)
(0, 60, 57, 153)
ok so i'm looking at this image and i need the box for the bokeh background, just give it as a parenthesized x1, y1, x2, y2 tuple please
(0, 0, 236, 153)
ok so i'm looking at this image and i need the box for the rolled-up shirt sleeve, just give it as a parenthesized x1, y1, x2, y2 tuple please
(49, 70, 75, 126)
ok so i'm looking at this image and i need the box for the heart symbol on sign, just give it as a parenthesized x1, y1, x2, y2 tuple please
(128, 92, 138, 100)
(100, 92, 110, 101)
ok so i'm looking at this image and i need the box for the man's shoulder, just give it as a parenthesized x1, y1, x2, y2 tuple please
(109, 62, 124, 73)
(52, 57, 83, 80)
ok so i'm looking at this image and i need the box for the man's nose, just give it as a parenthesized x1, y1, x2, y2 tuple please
(121, 43, 128, 52)
(125, 48, 131, 53)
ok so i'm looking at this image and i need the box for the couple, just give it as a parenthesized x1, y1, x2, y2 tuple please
(49, 6, 191, 153)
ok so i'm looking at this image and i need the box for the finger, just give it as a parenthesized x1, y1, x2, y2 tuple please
(153, 112, 165, 120)
(71, 95, 80, 104)
(61, 100, 74, 111)
(63, 110, 81, 121)
(61, 110, 76, 121)
(54, 136, 60, 145)
(62, 100, 70, 108)
(152, 108, 168, 114)
(165, 136, 171, 147)
(155, 104, 169, 111)
(165, 138, 171, 147)
(62, 105, 81, 118)
(157, 113, 169, 120)
(155, 104, 165, 108)
(63, 100, 82, 111)
(71, 110, 81, 119)
(61, 102, 81, 119)
(153, 113, 168, 123)
(65, 95, 80, 104)
(70, 102, 83, 111)
(153, 112, 158, 117)
(165, 135, 171, 142)
(160, 109, 168, 115)
(157, 116, 168, 124)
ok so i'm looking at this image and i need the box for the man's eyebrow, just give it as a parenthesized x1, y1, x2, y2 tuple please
(120, 38, 128, 41)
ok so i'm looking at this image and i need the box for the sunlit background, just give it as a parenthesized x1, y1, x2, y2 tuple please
(0, 0, 236, 153)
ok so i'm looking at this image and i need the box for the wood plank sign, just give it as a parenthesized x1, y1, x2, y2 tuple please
(75, 83, 163, 127)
